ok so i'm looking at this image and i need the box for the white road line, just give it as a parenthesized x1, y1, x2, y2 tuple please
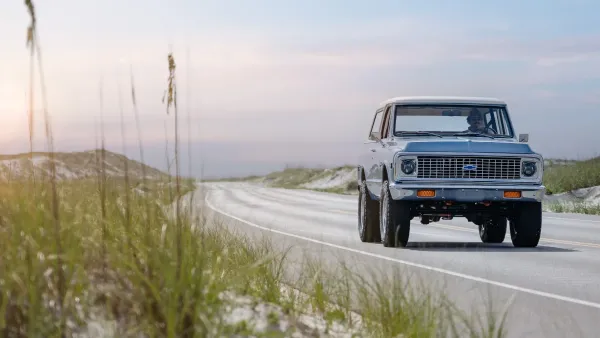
(205, 193, 600, 310)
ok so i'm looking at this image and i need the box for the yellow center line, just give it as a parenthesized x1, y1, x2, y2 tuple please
(330, 209, 600, 249)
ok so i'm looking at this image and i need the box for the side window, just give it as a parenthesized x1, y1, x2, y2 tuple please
(485, 109, 509, 135)
(497, 109, 510, 135)
(369, 110, 383, 140)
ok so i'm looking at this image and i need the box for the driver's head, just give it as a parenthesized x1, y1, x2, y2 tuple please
(466, 108, 484, 131)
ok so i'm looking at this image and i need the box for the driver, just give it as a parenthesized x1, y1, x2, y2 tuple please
(465, 108, 495, 134)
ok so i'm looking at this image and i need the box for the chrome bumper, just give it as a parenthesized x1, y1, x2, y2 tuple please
(389, 183, 545, 202)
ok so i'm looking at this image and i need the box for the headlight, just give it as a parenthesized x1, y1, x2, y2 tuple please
(394, 155, 417, 181)
(401, 159, 416, 175)
(521, 161, 537, 177)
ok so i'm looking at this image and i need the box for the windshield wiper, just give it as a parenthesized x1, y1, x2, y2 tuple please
(452, 132, 495, 139)
(396, 131, 443, 138)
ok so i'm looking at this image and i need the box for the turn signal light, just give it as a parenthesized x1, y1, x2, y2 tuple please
(417, 189, 436, 197)
(504, 191, 522, 198)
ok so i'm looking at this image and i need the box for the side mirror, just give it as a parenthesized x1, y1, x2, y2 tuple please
(518, 133, 529, 142)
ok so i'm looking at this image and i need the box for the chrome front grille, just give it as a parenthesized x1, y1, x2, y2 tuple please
(417, 156, 521, 180)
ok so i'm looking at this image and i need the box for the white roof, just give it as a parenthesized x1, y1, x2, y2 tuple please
(379, 96, 507, 108)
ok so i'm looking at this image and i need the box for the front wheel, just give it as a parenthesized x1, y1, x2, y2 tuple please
(510, 202, 542, 248)
(380, 181, 411, 247)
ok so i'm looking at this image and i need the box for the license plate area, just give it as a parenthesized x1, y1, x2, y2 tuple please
(451, 189, 485, 202)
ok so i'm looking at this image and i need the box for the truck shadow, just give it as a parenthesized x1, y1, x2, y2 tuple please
(405, 242, 577, 252)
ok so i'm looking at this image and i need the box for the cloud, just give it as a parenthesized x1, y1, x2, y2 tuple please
(536, 54, 592, 67)
(457, 35, 600, 66)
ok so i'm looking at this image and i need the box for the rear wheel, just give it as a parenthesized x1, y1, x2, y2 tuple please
(358, 180, 380, 242)
(510, 202, 542, 248)
(479, 217, 507, 243)
(380, 181, 411, 247)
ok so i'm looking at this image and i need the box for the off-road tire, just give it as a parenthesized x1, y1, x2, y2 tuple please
(358, 180, 381, 242)
(510, 202, 542, 248)
(479, 217, 507, 244)
(380, 181, 411, 247)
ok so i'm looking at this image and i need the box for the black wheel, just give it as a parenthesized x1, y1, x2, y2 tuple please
(380, 181, 411, 247)
(510, 202, 542, 248)
(479, 217, 507, 243)
(358, 180, 381, 242)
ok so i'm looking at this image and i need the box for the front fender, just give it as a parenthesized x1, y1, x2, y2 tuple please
(368, 161, 390, 200)
(381, 158, 395, 182)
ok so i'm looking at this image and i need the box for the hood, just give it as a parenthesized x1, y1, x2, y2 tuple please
(396, 138, 535, 154)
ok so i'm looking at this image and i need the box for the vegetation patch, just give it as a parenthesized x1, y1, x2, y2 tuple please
(543, 157, 600, 194)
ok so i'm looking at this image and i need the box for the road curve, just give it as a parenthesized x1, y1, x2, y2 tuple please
(201, 182, 600, 338)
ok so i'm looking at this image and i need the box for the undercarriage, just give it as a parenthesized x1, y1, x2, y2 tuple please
(405, 199, 542, 247)
(409, 200, 521, 225)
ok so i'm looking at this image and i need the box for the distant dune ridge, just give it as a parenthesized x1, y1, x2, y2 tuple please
(0, 149, 169, 181)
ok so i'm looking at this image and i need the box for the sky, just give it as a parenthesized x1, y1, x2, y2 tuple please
(1, 0, 600, 178)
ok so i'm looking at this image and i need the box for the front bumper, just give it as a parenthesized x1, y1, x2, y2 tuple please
(389, 183, 545, 203)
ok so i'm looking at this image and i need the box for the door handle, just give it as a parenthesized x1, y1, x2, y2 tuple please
(369, 148, 376, 152)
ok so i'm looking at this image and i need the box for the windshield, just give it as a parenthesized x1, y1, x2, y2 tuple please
(393, 105, 514, 138)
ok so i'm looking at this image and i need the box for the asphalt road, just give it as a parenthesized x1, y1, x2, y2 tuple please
(201, 182, 600, 338)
